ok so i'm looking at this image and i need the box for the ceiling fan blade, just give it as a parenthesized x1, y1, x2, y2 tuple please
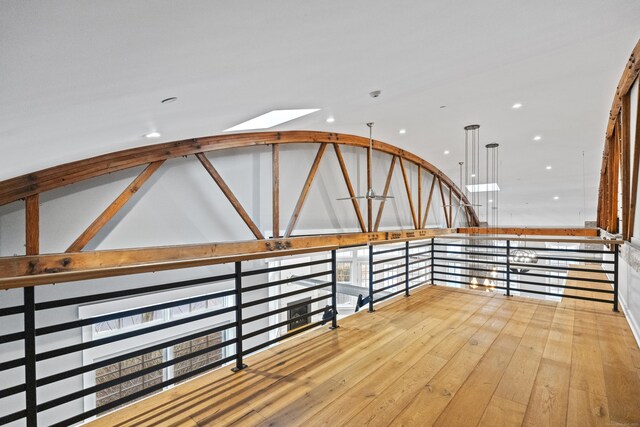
(336, 196, 367, 200)
(373, 195, 394, 201)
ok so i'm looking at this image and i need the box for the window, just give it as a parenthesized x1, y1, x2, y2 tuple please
(336, 262, 351, 283)
(94, 310, 162, 334)
(94, 330, 227, 409)
(173, 332, 224, 379)
(360, 263, 369, 287)
(95, 349, 164, 408)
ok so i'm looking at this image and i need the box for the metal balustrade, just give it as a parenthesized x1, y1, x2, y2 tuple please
(0, 236, 620, 426)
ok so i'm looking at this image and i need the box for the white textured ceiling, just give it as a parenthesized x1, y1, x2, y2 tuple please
(1, 1, 639, 226)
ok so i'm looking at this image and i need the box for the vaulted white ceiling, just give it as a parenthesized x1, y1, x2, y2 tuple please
(1, 1, 639, 226)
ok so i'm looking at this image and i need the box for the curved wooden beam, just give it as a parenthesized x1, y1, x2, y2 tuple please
(0, 131, 479, 225)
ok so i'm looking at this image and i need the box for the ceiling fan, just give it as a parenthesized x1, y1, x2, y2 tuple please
(337, 122, 394, 201)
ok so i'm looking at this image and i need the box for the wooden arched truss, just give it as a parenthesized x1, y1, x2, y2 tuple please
(598, 39, 640, 239)
(0, 130, 478, 288)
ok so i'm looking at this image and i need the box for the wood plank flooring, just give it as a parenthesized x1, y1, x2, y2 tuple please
(88, 267, 640, 427)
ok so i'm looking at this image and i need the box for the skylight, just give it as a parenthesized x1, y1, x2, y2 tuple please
(224, 109, 319, 132)
(466, 183, 500, 193)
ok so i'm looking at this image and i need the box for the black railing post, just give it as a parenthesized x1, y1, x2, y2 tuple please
(232, 261, 247, 372)
(613, 243, 619, 312)
(331, 249, 339, 328)
(506, 240, 511, 297)
(368, 244, 375, 312)
(431, 238, 435, 285)
(24, 286, 37, 427)
(405, 241, 410, 296)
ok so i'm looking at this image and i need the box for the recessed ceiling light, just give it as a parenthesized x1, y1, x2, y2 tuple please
(471, 174, 476, 178)
(399, 129, 407, 134)
(467, 183, 500, 193)
(326, 117, 335, 123)
(144, 131, 161, 138)
(533, 135, 542, 141)
(224, 109, 320, 132)
(444, 150, 450, 155)
(546, 165, 552, 170)
(512, 103, 523, 109)
(553, 196, 559, 200)
(161, 97, 177, 104)
(489, 199, 493, 203)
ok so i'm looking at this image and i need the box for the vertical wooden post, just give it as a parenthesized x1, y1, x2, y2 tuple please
(25, 194, 39, 255)
(418, 166, 422, 228)
(272, 144, 280, 238)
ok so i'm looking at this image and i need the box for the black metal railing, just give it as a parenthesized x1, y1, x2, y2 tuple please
(0, 253, 339, 426)
(430, 237, 619, 311)
(0, 236, 620, 426)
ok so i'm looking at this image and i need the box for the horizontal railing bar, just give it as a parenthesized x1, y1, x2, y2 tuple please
(373, 264, 403, 275)
(433, 270, 506, 282)
(433, 249, 507, 257)
(242, 321, 323, 356)
(373, 246, 406, 255)
(509, 279, 614, 294)
(434, 242, 505, 250)
(0, 305, 24, 317)
(512, 287, 613, 304)
(408, 266, 428, 275)
(408, 242, 432, 250)
(372, 271, 405, 285)
(0, 409, 27, 425)
(432, 256, 507, 266)
(36, 289, 236, 336)
(409, 281, 430, 289)
(0, 383, 26, 399)
(372, 254, 406, 265)
(38, 339, 237, 412)
(433, 277, 508, 292)
(509, 263, 612, 274)
(242, 294, 332, 325)
(0, 330, 25, 344)
(241, 282, 330, 308)
(407, 257, 431, 267)
(517, 246, 614, 254)
(0, 357, 25, 372)
(532, 255, 614, 264)
(432, 263, 506, 275)
(36, 306, 236, 361)
(36, 323, 237, 387)
(374, 288, 407, 303)
(373, 280, 406, 294)
(409, 272, 430, 282)
(517, 270, 612, 284)
(241, 258, 330, 277)
(50, 354, 237, 427)
(35, 273, 236, 310)
(407, 250, 431, 258)
(243, 270, 331, 292)
(437, 235, 623, 244)
(243, 307, 326, 340)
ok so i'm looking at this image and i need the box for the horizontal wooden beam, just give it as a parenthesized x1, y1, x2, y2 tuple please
(457, 227, 599, 237)
(0, 228, 457, 289)
(0, 131, 477, 224)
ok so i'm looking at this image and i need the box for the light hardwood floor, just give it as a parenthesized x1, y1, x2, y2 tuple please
(89, 268, 640, 426)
